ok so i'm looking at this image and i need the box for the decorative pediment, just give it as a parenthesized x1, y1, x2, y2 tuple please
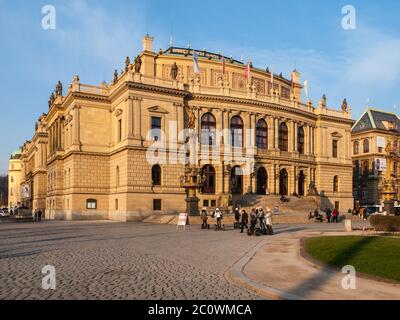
(148, 106, 169, 114)
(331, 131, 343, 139)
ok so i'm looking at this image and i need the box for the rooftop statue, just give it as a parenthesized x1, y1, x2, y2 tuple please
(171, 62, 179, 80)
(341, 98, 348, 112)
(56, 81, 63, 97)
(125, 56, 131, 72)
(113, 70, 118, 84)
(134, 55, 142, 73)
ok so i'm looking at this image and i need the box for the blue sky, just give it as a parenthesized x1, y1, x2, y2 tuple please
(1, 0, 400, 174)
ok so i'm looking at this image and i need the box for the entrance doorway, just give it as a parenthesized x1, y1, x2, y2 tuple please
(279, 169, 288, 196)
(256, 167, 268, 195)
(231, 166, 243, 195)
(298, 170, 305, 196)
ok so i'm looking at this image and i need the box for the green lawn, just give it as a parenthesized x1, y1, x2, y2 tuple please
(304, 236, 400, 282)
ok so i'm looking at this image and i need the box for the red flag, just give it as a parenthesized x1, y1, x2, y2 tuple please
(245, 62, 251, 81)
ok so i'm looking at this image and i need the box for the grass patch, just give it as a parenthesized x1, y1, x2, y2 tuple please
(304, 236, 400, 282)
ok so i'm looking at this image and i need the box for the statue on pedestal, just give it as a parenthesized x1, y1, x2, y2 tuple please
(341, 98, 348, 112)
(134, 55, 142, 73)
(125, 56, 131, 72)
(171, 62, 179, 80)
(55, 81, 63, 97)
(113, 70, 118, 84)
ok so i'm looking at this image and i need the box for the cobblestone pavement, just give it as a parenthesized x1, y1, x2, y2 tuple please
(0, 221, 267, 300)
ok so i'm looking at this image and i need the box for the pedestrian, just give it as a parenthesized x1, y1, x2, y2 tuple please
(240, 209, 248, 233)
(200, 208, 208, 229)
(215, 208, 223, 230)
(33, 209, 38, 222)
(332, 208, 339, 223)
(325, 207, 332, 223)
(248, 209, 257, 236)
(234, 208, 241, 229)
(265, 208, 273, 234)
(38, 210, 42, 222)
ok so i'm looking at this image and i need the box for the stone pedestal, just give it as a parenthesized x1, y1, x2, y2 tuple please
(344, 219, 353, 232)
(384, 199, 395, 215)
(185, 196, 200, 216)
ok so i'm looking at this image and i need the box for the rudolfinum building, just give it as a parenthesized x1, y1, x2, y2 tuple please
(16, 35, 354, 221)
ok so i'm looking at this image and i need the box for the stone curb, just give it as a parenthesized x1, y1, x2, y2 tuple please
(225, 238, 306, 300)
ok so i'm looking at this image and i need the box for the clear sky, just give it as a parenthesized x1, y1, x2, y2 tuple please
(1, 0, 400, 174)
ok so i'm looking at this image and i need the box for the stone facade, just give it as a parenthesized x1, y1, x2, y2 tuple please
(15, 35, 354, 221)
(352, 108, 400, 207)
(8, 150, 22, 209)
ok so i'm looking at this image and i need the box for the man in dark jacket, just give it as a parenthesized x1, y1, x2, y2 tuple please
(240, 209, 248, 233)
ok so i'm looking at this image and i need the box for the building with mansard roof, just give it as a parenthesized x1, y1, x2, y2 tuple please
(14, 35, 354, 221)
(352, 108, 400, 207)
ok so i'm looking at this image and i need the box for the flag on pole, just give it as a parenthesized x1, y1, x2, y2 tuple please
(245, 61, 251, 81)
(304, 80, 309, 99)
(193, 51, 200, 74)
(222, 55, 226, 77)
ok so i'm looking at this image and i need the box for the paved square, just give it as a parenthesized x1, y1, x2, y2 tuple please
(0, 221, 271, 300)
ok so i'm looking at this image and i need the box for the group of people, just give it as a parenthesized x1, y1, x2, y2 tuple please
(308, 207, 340, 223)
(200, 206, 274, 236)
(234, 207, 273, 236)
(33, 209, 43, 222)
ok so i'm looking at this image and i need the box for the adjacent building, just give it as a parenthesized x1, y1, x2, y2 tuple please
(15, 35, 354, 221)
(8, 149, 22, 209)
(352, 108, 400, 207)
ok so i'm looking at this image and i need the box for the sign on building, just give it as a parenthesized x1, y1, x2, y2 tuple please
(375, 158, 386, 172)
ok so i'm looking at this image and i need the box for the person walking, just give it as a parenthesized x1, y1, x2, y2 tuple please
(265, 208, 273, 234)
(234, 208, 241, 229)
(215, 208, 223, 230)
(33, 209, 38, 222)
(240, 209, 248, 233)
(325, 207, 332, 223)
(248, 209, 257, 236)
(38, 209, 42, 222)
(200, 208, 208, 229)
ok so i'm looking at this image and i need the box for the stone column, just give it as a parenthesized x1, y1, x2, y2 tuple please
(267, 117, 274, 150)
(126, 97, 134, 139)
(288, 120, 294, 152)
(274, 118, 279, 150)
(133, 98, 142, 139)
(72, 106, 81, 149)
(293, 165, 297, 194)
(294, 121, 298, 153)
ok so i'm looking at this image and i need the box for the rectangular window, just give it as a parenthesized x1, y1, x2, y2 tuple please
(335, 201, 340, 210)
(115, 199, 119, 210)
(211, 200, 217, 207)
(86, 199, 97, 209)
(118, 119, 122, 142)
(203, 200, 209, 207)
(153, 199, 162, 211)
(332, 140, 338, 158)
(151, 117, 162, 141)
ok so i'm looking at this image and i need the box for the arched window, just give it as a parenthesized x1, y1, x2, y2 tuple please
(297, 126, 305, 154)
(201, 113, 216, 145)
(201, 165, 216, 194)
(152, 165, 161, 186)
(116, 166, 120, 187)
(279, 123, 288, 151)
(333, 176, 339, 192)
(230, 116, 244, 147)
(256, 119, 268, 149)
(353, 141, 359, 155)
(363, 139, 369, 153)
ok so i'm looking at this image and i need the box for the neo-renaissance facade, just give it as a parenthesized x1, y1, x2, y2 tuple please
(14, 35, 354, 221)
(352, 108, 400, 207)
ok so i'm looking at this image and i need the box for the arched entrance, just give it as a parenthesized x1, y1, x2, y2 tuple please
(201, 165, 216, 194)
(279, 169, 288, 196)
(298, 170, 305, 196)
(256, 167, 268, 195)
(231, 166, 243, 195)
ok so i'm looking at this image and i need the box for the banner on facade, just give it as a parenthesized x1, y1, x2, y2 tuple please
(375, 158, 386, 172)
(21, 184, 30, 199)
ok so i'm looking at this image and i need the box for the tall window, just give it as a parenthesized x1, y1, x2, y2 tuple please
(201, 113, 216, 145)
(151, 117, 162, 141)
(152, 165, 161, 186)
(332, 140, 338, 158)
(297, 126, 305, 154)
(256, 119, 268, 149)
(230, 116, 244, 147)
(279, 123, 288, 151)
(117, 119, 122, 142)
(201, 165, 216, 194)
(333, 176, 339, 192)
(363, 139, 369, 153)
(353, 141, 359, 155)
